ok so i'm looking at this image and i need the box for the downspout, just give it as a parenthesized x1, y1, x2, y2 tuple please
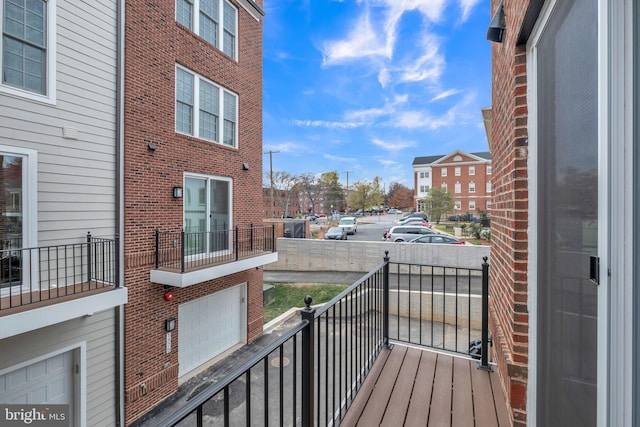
(115, 0, 125, 425)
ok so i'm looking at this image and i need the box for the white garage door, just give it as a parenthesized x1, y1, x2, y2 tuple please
(178, 284, 246, 377)
(0, 350, 74, 406)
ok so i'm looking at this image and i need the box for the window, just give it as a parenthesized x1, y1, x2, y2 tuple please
(176, 66, 238, 147)
(454, 155, 462, 161)
(455, 167, 461, 176)
(441, 168, 447, 177)
(486, 201, 491, 210)
(426, 171, 430, 178)
(469, 182, 476, 193)
(454, 201, 461, 210)
(486, 182, 492, 193)
(176, 0, 237, 59)
(184, 175, 231, 255)
(420, 185, 425, 193)
(487, 165, 492, 175)
(469, 200, 476, 210)
(455, 182, 461, 193)
(469, 166, 475, 175)
(441, 183, 447, 191)
(1, 0, 55, 100)
(419, 172, 425, 178)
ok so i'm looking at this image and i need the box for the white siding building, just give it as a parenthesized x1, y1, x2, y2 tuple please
(0, 1, 127, 425)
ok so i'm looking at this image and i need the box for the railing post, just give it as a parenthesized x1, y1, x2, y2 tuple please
(478, 256, 492, 371)
(115, 234, 120, 287)
(250, 224, 254, 252)
(87, 232, 93, 283)
(383, 251, 390, 349)
(235, 226, 239, 261)
(155, 228, 159, 269)
(271, 224, 275, 252)
(301, 296, 315, 427)
(180, 230, 185, 273)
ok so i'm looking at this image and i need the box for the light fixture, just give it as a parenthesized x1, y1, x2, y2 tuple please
(173, 186, 183, 198)
(147, 143, 156, 151)
(486, 3, 505, 43)
(165, 317, 176, 332)
(242, 162, 250, 171)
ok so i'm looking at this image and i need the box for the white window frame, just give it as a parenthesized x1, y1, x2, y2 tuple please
(175, 0, 238, 60)
(175, 65, 238, 148)
(486, 201, 491, 210)
(454, 201, 461, 210)
(486, 165, 492, 175)
(454, 182, 461, 194)
(469, 166, 476, 175)
(486, 182, 492, 193)
(455, 167, 461, 176)
(441, 183, 447, 191)
(469, 182, 476, 193)
(441, 168, 447, 177)
(469, 200, 476, 210)
(0, 0, 56, 103)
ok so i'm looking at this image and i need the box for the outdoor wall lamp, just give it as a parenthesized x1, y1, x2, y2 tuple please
(242, 162, 250, 171)
(172, 186, 183, 198)
(165, 318, 176, 332)
(486, 3, 505, 43)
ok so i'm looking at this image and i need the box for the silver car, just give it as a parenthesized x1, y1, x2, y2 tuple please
(385, 225, 435, 242)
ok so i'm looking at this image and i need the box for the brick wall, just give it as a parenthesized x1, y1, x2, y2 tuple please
(123, 0, 264, 424)
(487, 1, 531, 425)
(430, 155, 492, 213)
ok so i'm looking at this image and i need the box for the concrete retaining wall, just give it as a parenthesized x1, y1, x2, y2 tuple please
(266, 238, 490, 272)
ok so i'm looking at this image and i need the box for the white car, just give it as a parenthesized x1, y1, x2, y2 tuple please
(338, 216, 357, 234)
(388, 209, 403, 215)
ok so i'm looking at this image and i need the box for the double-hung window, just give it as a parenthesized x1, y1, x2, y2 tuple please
(176, 66, 238, 148)
(176, 0, 237, 60)
(469, 182, 476, 193)
(455, 182, 461, 194)
(469, 166, 475, 175)
(441, 168, 447, 177)
(2, 0, 55, 100)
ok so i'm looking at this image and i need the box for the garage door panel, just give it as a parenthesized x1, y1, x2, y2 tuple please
(179, 285, 245, 377)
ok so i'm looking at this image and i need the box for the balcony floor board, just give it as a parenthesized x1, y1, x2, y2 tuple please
(341, 344, 511, 427)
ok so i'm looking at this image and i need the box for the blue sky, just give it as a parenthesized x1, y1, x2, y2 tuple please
(262, 0, 491, 189)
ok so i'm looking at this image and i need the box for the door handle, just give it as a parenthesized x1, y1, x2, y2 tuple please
(589, 255, 599, 285)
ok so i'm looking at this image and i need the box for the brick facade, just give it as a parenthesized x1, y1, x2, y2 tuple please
(123, 1, 265, 424)
(487, 1, 531, 425)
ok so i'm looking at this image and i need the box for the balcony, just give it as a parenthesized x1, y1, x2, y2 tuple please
(0, 233, 127, 339)
(152, 253, 509, 426)
(151, 225, 278, 287)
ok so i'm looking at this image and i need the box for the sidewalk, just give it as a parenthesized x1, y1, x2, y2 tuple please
(263, 270, 365, 285)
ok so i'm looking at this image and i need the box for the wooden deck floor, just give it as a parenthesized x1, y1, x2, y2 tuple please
(341, 344, 511, 427)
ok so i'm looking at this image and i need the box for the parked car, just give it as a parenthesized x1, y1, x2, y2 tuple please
(324, 227, 347, 240)
(396, 218, 432, 228)
(409, 235, 465, 245)
(400, 212, 428, 222)
(388, 208, 403, 215)
(385, 225, 435, 242)
(338, 216, 357, 234)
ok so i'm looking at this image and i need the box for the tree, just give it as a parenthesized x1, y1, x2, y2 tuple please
(386, 182, 414, 209)
(272, 171, 299, 217)
(348, 177, 384, 212)
(298, 173, 322, 214)
(421, 187, 454, 224)
(318, 171, 345, 212)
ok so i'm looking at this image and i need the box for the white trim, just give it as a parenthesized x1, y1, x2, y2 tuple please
(606, 0, 634, 425)
(0, 0, 56, 104)
(0, 342, 87, 427)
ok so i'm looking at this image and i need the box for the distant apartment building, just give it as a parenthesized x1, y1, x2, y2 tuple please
(0, 1, 127, 425)
(123, 1, 273, 424)
(413, 151, 492, 215)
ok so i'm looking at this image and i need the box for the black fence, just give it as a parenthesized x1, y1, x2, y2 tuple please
(155, 225, 276, 272)
(0, 233, 119, 311)
(157, 253, 490, 426)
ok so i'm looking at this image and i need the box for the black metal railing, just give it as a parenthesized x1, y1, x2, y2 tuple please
(155, 225, 276, 272)
(157, 253, 490, 426)
(0, 233, 119, 311)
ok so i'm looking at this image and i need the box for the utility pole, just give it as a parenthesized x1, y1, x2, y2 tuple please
(343, 171, 352, 212)
(264, 150, 280, 218)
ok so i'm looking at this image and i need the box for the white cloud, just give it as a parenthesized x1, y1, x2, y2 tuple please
(430, 88, 461, 102)
(398, 35, 445, 84)
(263, 142, 306, 153)
(344, 95, 408, 122)
(292, 119, 364, 129)
(371, 137, 416, 151)
(390, 92, 479, 130)
(459, 0, 482, 23)
(378, 159, 398, 166)
(324, 154, 357, 162)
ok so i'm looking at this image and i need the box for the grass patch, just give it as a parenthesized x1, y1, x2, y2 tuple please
(263, 283, 348, 324)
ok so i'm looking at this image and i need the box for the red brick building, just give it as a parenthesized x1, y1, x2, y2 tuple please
(123, 1, 274, 424)
(412, 150, 492, 216)
(486, 0, 636, 425)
